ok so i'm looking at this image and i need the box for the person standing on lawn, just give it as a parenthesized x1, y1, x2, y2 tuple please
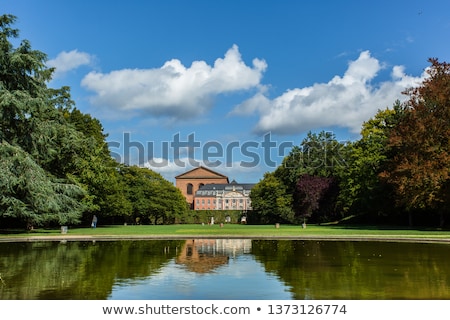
(91, 215, 98, 228)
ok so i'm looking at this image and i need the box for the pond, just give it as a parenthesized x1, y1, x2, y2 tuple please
(1, 239, 449, 300)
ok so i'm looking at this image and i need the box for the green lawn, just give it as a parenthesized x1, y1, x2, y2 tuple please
(1, 223, 450, 240)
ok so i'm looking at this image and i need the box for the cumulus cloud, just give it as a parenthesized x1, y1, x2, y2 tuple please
(47, 49, 94, 78)
(81, 45, 267, 120)
(231, 50, 426, 134)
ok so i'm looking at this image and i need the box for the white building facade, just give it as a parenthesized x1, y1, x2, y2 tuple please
(194, 181, 255, 211)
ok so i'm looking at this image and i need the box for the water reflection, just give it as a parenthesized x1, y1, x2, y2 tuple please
(111, 239, 290, 300)
(175, 239, 251, 273)
(0, 240, 183, 299)
(0, 239, 449, 300)
(252, 240, 450, 299)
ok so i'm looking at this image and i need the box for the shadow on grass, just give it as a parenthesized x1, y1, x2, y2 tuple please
(324, 223, 450, 232)
(0, 228, 56, 235)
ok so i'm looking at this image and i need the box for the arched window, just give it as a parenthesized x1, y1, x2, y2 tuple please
(199, 183, 204, 189)
(187, 183, 193, 195)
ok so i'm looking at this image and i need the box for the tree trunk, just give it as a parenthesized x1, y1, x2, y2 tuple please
(439, 211, 445, 228)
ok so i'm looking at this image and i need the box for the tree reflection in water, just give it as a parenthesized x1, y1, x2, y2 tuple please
(1, 239, 449, 299)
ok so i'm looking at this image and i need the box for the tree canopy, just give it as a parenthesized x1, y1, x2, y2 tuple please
(0, 14, 88, 227)
(0, 14, 188, 229)
(381, 59, 450, 226)
(251, 59, 450, 227)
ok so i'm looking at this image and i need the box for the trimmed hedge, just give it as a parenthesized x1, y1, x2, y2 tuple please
(176, 210, 248, 224)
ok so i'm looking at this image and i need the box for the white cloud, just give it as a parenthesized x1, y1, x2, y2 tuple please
(144, 158, 187, 182)
(47, 50, 94, 78)
(81, 45, 267, 120)
(231, 50, 426, 135)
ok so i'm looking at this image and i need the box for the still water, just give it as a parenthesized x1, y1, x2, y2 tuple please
(1, 239, 449, 300)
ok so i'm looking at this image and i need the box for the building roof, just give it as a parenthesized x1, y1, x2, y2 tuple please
(195, 182, 256, 196)
(175, 166, 229, 182)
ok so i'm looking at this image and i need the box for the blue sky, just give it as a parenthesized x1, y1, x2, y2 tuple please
(4, 0, 450, 183)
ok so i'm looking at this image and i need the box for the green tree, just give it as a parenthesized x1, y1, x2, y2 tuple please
(64, 109, 132, 222)
(0, 14, 87, 227)
(0, 141, 85, 228)
(250, 172, 293, 223)
(337, 107, 400, 219)
(120, 165, 187, 224)
(256, 131, 347, 224)
(274, 131, 347, 193)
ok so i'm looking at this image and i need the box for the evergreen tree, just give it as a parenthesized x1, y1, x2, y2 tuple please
(0, 141, 85, 228)
(0, 14, 86, 227)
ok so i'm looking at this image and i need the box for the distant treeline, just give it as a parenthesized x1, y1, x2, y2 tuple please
(1, 14, 449, 229)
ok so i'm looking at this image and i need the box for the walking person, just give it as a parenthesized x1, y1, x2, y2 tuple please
(91, 215, 98, 228)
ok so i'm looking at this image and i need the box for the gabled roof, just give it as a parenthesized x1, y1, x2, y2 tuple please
(175, 166, 229, 181)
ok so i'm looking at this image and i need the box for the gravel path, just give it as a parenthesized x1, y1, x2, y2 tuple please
(1, 234, 450, 244)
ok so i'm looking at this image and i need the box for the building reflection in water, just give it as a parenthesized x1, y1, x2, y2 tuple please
(176, 239, 252, 273)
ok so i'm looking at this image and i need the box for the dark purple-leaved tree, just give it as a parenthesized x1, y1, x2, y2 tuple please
(294, 174, 338, 226)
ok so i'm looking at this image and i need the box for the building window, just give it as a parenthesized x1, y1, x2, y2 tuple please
(187, 183, 193, 195)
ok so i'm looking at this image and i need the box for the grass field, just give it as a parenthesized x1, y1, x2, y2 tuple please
(1, 223, 450, 242)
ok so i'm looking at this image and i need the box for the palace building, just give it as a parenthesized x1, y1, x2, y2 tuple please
(175, 166, 255, 210)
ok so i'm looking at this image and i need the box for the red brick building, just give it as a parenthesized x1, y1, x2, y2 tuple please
(175, 166, 229, 208)
(175, 166, 254, 210)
